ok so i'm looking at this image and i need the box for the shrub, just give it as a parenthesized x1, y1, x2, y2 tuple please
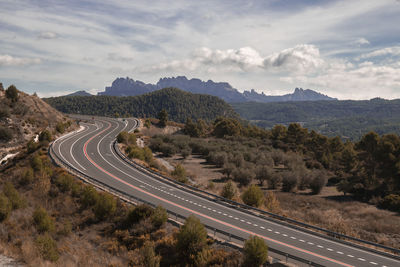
(139, 241, 160, 267)
(55, 122, 65, 134)
(221, 181, 238, 200)
(243, 236, 268, 267)
(55, 173, 75, 193)
(242, 185, 264, 207)
(264, 191, 280, 213)
(33, 207, 55, 233)
(379, 194, 400, 212)
(172, 164, 187, 183)
(31, 155, 43, 172)
(39, 130, 52, 142)
(27, 140, 39, 153)
(222, 163, 235, 179)
(125, 204, 154, 227)
(0, 126, 12, 142)
(255, 165, 272, 186)
(93, 192, 117, 220)
(310, 175, 327, 195)
(35, 234, 59, 262)
(159, 143, 177, 157)
(20, 167, 34, 186)
(117, 131, 129, 144)
(176, 215, 208, 263)
(267, 173, 282, 189)
(143, 147, 153, 163)
(80, 185, 99, 208)
(0, 193, 11, 221)
(5, 85, 18, 102)
(281, 172, 298, 192)
(151, 205, 168, 229)
(181, 148, 191, 159)
(3, 182, 25, 209)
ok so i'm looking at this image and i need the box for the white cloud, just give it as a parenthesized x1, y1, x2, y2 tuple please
(0, 54, 42, 66)
(37, 31, 58, 39)
(263, 44, 323, 73)
(352, 37, 370, 46)
(359, 46, 400, 59)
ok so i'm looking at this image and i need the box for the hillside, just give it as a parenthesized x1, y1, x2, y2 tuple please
(97, 76, 336, 103)
(232, 99, 400, 140)
(0, 83, 69, 159)
(45, 87, 238, 122)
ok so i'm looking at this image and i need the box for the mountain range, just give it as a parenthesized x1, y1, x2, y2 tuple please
(94, 76, 336, 103)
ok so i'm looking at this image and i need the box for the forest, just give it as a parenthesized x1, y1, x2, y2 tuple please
(44, 87, 238, 123)
(232, 98, 400, 140)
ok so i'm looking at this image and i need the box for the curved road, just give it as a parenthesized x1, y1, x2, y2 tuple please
(52, 116, 399, 267)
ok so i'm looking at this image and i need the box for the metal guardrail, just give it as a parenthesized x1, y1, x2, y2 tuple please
(113, 130, 400, 261)
(49, 136, 325, 266)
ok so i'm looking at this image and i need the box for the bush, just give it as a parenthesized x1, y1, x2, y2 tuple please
(243, 236, 268, 267)
(172, 164, 187, 183)
(117, 131, 129, 144)
(176, 215, 208, 263)
(264, 191, 280, 212)
(151, 205, 168, 228)
(80, 185, 99, 208)
(27, 140, 39, 153)
(310, 175, 327, 195)
(0, 193, 11, 222)
(379, 194, 400, 212)
(55, 173, 75, 193)
(242, 185, 264, 207)
(33, 207, 55, 233)
(267, 173, 282, 189)
(5, 85, 18, 102)
(281, 172, 298, 192)
(255, 165, 272, 186)
(125, 204, 154, 227)
(3, 182, 25, 209)
(139, 241, 160, 267)
(35, 234, 59, 262)
(221, 181, 238, 200)
(39, 130, 52, 142)
(0, 126, 12, 142)
(56, 122, 65, 133)
(93, 192, 117, 220)
(31, 155, 43, 172)
(20, 167, 34, 186)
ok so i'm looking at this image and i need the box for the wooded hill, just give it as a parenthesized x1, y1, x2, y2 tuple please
(44, 87, 238, 122)
(232, 98, 400, 140)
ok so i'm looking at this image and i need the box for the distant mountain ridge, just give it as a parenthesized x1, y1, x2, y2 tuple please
(66, 90, 92, 96)
(98, 76, 336, 103)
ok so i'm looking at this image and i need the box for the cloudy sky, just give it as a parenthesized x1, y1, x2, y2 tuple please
(1, 0, 400, 99)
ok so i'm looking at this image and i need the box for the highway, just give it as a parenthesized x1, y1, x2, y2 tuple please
(51, 116, 399, 267)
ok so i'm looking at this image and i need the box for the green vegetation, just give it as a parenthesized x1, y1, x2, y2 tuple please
(35, 234, 59, 262)
(44, 87, 238, 123)
(176, 215, 208, 264)
(221, 181, 238, 200)
(243, 236, 268, 267)
(139, 241, 160, 267)
(233, 99, 400, 140)
(157, 109, 168, 127)
(5, 85, 19, 102)
(93, 192, 117, 220)
(0, 193, 11, 221)
(33, 207, 55, 233)
(39, 129, 52, 142)
(3, 182, 25, 209)
(242, 185, 264, 207)
(171, 164, 187, 183)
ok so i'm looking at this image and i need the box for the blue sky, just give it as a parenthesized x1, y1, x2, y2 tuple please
(0, 0, 400, 99)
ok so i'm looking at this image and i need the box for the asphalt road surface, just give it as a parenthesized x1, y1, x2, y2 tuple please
(51, 116, 400, 267)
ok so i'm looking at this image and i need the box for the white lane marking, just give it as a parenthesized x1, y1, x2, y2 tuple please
(229, 215, 233, 218)
(275, 231, 280, 234)
(337, 251, 344, 254)
(299, 239, 305, 242)
(290, 237, 296, 239)
(253, 224, 257, 226)
(261, 226, 266, 230)
(317, 245, 323, 248)
(282, 234, 288, 237)
(370, 262, 377, 265)
(240, 219, 245, 222)
(223, 213, 227, 216)
(358, 258, 366, 261)
(247, 221, 252, 224)
(307, 242, 314, 245)
(347, 255, 354, 258)
(234, 217, 239, 220)
(327, 248, 333, 251)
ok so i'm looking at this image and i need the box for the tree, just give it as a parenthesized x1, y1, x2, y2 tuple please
(151, 205, 168, 228)
(3, 182, 24, 209)
(310, 174, 327, 195)
(221, 181, 238, 200)
(232, 167, 255, 186)
(93, 192, 117, 220)
(139, 241, 160, 267)
(242, 185, 264, 207)
(281, 172, 298, 192)
(0, 193, 11, 222)
(117, 131, 129, 144)
(213, 117, 242, 138)
(256, 165, 272, 186)
(222, 163, 235, 179)
(243, 236, 268, 267)
(157, 109, 168, 127)
(39, 130, 52, 142)
(176, 215, 208, 263)
(5, 85, 18, 102)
